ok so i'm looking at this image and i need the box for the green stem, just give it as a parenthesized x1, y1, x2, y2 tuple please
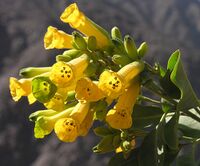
(138, 95, 162, 104)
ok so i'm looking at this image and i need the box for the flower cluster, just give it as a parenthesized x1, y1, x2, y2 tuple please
(9, 3, 147, 152)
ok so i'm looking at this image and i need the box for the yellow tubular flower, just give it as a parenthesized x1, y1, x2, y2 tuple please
(69, 102, 90, 124)
(32, 106, 75, 138)
(44, 26, 73, 49)
(78, 110, 94, 136)
(60, 3, 110, 48)
(106, 108, 132, 129)
(27, 93, 37, 104)
(49, 54, 89, 88)
(117, 61, 144, 84)
(54, 118, 79, 142)
(106, 81, 140, 129)
(98, 70, 124, 99)
(115, 79, 140, 111)
(98, 61, 144, 99)
(75, 77, 105, 102)
(9, 77, 32, 102)
(44, 93, 65, 111)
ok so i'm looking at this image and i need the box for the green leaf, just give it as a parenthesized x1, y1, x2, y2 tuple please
(164, 113, 179, 150)
(138, 130, 158, 166)
(160, 70, 181, 99)
(168, 50, 200, 112)
(179, 115, 200, 139)
(112, 135, 121, 148)
(93, 126, 113, 137)
(176, 144, 196, 166)
(32, 77, 57, 103)
(163, 146, 180, 166)
(93, 135, 115, 153)
(132, 104, 163, 128)
(177, 155, 196, 166)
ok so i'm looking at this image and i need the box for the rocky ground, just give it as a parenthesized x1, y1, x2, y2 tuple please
(0, 0, 200, 165)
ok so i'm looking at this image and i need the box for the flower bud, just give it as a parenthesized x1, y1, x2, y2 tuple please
(137, 42, 148, 58)
(87, 36, 97, 51)
(124, 35, 138, 60)
(72, 31, 87, 50)
(111, 26, 122, 40)
(112, 54, 132, 66)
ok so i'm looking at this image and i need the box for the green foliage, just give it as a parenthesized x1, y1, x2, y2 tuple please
(168, 50, 200, 112)
(107, 50, 200, 165)
(132, 104, 163, 128)
(179, 115, 200, 139)
(12, 8, 200, 165)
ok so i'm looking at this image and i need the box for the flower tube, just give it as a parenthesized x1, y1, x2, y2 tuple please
(44, 26, 73, 49)
(106, 80, 140, 129)
(9, 77, 36, 104)
(49, 54, 89, 88)
(75, 77, 105, 102)
(98, 61, 144, 99)
(60, 3, 110, 48)
(54, 102, 90, 142)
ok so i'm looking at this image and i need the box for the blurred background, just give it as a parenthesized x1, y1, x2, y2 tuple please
(0, 0, 200, 165)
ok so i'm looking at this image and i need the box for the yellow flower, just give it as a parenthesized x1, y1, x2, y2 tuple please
(106, 81, 140, 129)
(54, 118, 79, 142)
(60, 3, 110, 48)
(106, 108, 132, 129)
(32, 106, 74, 138)
(44, 93, 65, 111)
(115, 79, 140, 110)
(27, 93, 37, 104)
(98, 61, 144, 99)
(9, 77, 32, 102)
(75, 77, 105, 102)
(49, 54, 89, 88)
(69, 102, 90, 124)
(54, 104, 93, 142)
(78, 110, 94, 136)
(44, 26, 73, 49)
